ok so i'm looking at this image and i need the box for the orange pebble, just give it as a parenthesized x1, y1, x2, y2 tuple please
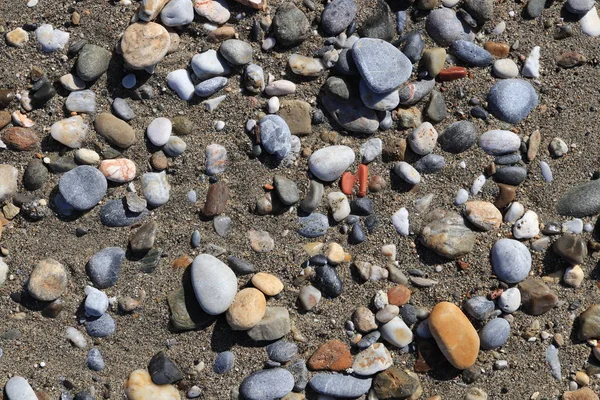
(340, 172, 355, 195)
(263, 183, 274, 190)
(437, 66, 468, 82)
(357, 164, 368, 197)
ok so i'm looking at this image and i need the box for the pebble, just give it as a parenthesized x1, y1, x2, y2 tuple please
(94, 113, 136, 149)
(272, 2, 309, 46)
(409, 122, 438, 155)
(59, 166, 107, 210)
(49, 116, 88, 149)
(298, 285, 321, 310)
(87, 247, 125, 288)
(359, 81, 399, 111)
(557, 178, 600, 217)
(321, 94, 379, 134)
(581, 7, 600, 36)
(213, 215, 231, 237)
(360, 138, 382, 164)
(252, 272, 283, 296)
(479, 130, 521, 155)
(549, 137, 569, 157)
(299, 180, 324, 213)
(391, 208, 410, 236)
(100, 198, 148, 227)
(493, 59, 519, 79)
(564, 219, 584, 234)
(449, 40, 493, 66)
(513, 210, 540, 239)
(553, 235, 587, 264)
(352, 38, 411, 93)
(479, 318, 510, 350)
(161, 0, 194, 26)
(321, 0, 357, 35)
(578, 304, 600, 340)
(240, 368, 294, 400)
(464, 296, 495, 320)
(394, 162, 421, 185)
(6, 28, 29, 47)
(247, 306, 291, 341)
(265, 80, 296, 96)
(540, 161, 553, 182)
(314, 264, 343, 298)
(111, 98, 134, 122)
(65, 90, 96, 114)
(308, 339, 352, 371)
(124, 369, 180, 400)
(27, 258, 68, 301)
(352, 343, 392, 376)
(99, 159, 136, 183)
(121, 22, 170, 69)
(309, 373, 372, 398)
(438, 121, 477, 153)
(4, 376, 37, 400)
(522, 46, 541, 78)
(214, 351, 235, 374)
(273, 175, 299, 206)
(525, 0, 545, 17)
(84, 286, 108, 317)
(494, 166, 527, 186)
(504, 202, 525, 223)
(309, 145, 355, 181)
(141, 172, 170, 207)
(426, 8, 474, 46)
(491, 238, 531, 283)
(266, 341, 298, 363)
(163, 136, 186, 157)
(76, 44, 111, 82)
(146, 117, 172, 147)
(167, 69, 195, 101)
(297, 213, 329, 237)
(191, 254, 237, 315)
(464, 201, 502, 231)
(498, 287, 521, 313)
(426, 90, 448, 122)
(36, 24, 69, 52)
(203, 182, 229, 217)
(519, 278, 558, 315)
(87, 348, 105, 371)
(243, 64, 265, 94)
(564, 265, 584, 288)
(86, 313, 115, 337)
(399, 80, 436, 107)
(380, 316, 413, 348)
(191, 49, 231, 80)
(487, 79, 538, 124)
(429, 302, 479, 369)
(219, 39, 253, 66)
(259, 115, 291, 159)
(1, 127, 38, 150)
(420, 210, 475, 259)
(289, 54, 325, 77)
(66, 327, 87, 348)
(224, 287, 265, 330)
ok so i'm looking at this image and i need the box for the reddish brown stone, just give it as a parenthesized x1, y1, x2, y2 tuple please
(484, 42, 510, 58)
(172, 254, 193, 269)
(307, 339, 352, 371)
(0, 111, 11, 129)
(2, 127, 39, 150)
(494, 183, 515, 209)
(387, 285, 411, 306)
(437, 67, 468, 82)
(357, 164, 368, 198)
(340, 172, 355, 195)
(207, 26, 236, 42)
(203, 182, 229, 217)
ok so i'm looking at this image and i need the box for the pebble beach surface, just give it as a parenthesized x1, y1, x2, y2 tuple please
(1, 0, 600, 399)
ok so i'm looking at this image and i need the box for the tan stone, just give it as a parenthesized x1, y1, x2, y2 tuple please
(562, 388, 599, 400)
(353, 306, 377, 333)
(464, 201, 502, 231)
(207, 26, 236, 42)
(289, 54, 325, 77)
(226, 288, 266, 330)
(429, 302, 479, 370)
(139, 0, 171, 21)
(0, 111, 11, 129)
(95, 113, 136, 148)
(27, 259, 68, 302)
(307, 339, 353, 371)
(387, 285, 411, 306)
(326, 242, 345, 265)
(121, 22, 170, 69)
(124, 369, 181, 400)
(99, 158, 137, 182)
(251, 272, 283, 296)
(279, 100, 312, 136)
(6, 28, 29, 48)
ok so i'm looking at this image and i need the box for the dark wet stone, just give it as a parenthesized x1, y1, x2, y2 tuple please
(314, 265, 343, 298)
(148, 351, 183, 384)
(100, 198, 148, 227)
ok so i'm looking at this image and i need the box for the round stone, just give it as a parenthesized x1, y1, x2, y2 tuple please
(84, 286, 109, 317)
(191, 49, 231, 80)
(251, 272, 283, 296)
(147, 117, 172, 147)
(426, 8, 474, 46)
(258, 115, 291, 159)
(191, 254, 237, 315)
(409, 122, 438, 155)
(487, 79, 538, 124)
(50, 116, 89, 148)
(27, 258, 68, 301)
(87, 247, 126, 288)
(214, 351, 235, 374)
(321, 0, 357, 35)
(393, 161, 421, 185)
(479, 318, 510, 349)
(498, 287, 521, 313)
(219, 39, 253, 66)
(493, 59, 519, 79)
(99, 158, 136, 182)
(167, 69, 195, 101)
(308, 145, 355, 182)
(76, 44, 111, 82)
(226, 288, 266, 330)
(141, 171, 171, 207)
(438, 121, 477, 154)
(352, 38, 412, 93)
(121, 22, 171, 69)
(205, 144, 228, 175)
(4, 377, 37, 400)
(380, 316, 413, 348)
(240, 368, 295, 400)
(161, 0, 195, 26)
(449, 40, 493, 67)
(272, 2, 310, 46)
(163, 136, 186, 157)
(491, 238, 532, 283)
(59, 166, 107, 210)
(464, 201, 502, 231)
(86, 313, 115, 337)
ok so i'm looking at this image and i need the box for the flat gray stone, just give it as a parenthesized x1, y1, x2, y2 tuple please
(87, 247, 125, 288)
(59, 166, 107, 210)
(309, 374, 372, 398)
(352, 38, 412, 93)
(487, 79, 538, 124)
(191, 254, 237, 315)
(321, 94, 379, 134)
(491, 238, 531, 283)
(557, 179, 600, 217)
(240, 368, 294, 400)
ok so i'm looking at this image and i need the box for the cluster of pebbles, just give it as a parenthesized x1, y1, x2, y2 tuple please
(2, 0, 600, 398)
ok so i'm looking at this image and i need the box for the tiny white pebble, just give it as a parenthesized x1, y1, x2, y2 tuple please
(214, 120, 225, 131)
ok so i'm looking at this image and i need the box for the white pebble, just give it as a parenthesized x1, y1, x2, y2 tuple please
(540, 161, 553, 182)
(262, 37, 276, 51)
(584, 223, 594, 232)
(581, 7, 600, 36)
(504, 201, 524, 223)
(493, 21, 506, 34)
(563, 219, 583, 234)
(267, 96, 280, 113)
(391, 208, 409, 236)
(471, 174, 486, 195)
(66, 327, 87, 348)
(246, 119, 256, 132)
(522, 46, 541, 78)
(513, 210, 540, 239)
(204, 95, 226, 111)
(455, 188, 469, 205)
(214, 121, 225, 131)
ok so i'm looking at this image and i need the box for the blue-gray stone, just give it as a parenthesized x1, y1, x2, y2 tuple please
(266, 341, 298, 363)
(214, 351, 235, 374)
(321, 0, 357, 35)
(426, 8, 474, 46)
(87, 247, 125, 288)
(494, 153, 522, 165)
(298, 213, 329, 238)
(479, 129, 521, 155)
(349, 223, 366, 244)
(219, 39, 253, 66)
(449, 40, 493, 67)
(352, 38, 412, 93)
(163, 136, 186, 157)
(358, 0, 395, 40)
(487, 79, 538, 124)
(87, 348, 105, 371)
(350, 198, 373, 215)
(491, 238, 531, 283)
(525, 0, 545, 17)
(566, 0, 594, 14)
(191, 230, 201, 248)
(400, 31, 425, 63)
(494, 166, 527, 185)
(357, 331, 381, 349)
(239, 368, 295, 400)
(334, 49, 359, 76)
(397, 10, 407, 33)
(414, 154, 446, 174)
(321, 94, 379, 134)
(359, 80, 399, 111)
(227, 256, 255, 275)
(142, 172, 170, 208)
(100, 198, 148, 227)
(438, 121, 477, 153)
(59, 166, 107, 210)
(258, 115, 291, 159)
(195, 77, 228, 97)
(112, 98, 134, 121)
(463, 296, 495, 320)
(314, 265, 343, 298)
(160, 0, 195, 26)
(309, 373, 372, 398)
(398, 79, 435, 106)
(471, 106, 488, 119)
(399, 304, 418, 326)
(546, 345, 561, 380)
(86, 313, 115, 337)
(540, 161, 553, 182)
(556, 179, 600, 217)
(286, 359, 308, 392)
(479, 318, 510, 349)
